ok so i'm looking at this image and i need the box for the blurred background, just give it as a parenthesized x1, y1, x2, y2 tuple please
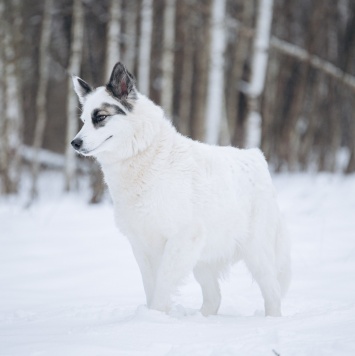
(1, 0, 354, 203)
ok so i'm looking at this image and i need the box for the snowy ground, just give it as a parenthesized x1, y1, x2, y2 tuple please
(1, 172, 355, 355)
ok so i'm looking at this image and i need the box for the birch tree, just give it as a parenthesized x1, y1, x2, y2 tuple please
(65, 0, 84, 191)
(1, 0, 24, 194)
(205, 0, 227, 145)
(30, 0, 53, 200)
(138, 0, 153, 95)
(105, 0, 121, 79)
(245, 0, 274, 148)
(88, 0, 122, 204)
(161, 0, 176, 118)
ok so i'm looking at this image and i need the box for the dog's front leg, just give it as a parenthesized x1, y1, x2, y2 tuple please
(150, 231, 203, 313)
(130, 245, 157, 307)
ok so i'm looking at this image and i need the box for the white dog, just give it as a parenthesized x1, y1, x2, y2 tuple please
(71, 62, 291, 317)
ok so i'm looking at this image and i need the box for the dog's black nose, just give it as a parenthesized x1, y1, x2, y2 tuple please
(71, 138, 83, 150)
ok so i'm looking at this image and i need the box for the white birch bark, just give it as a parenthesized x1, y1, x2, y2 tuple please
(161, 0, 176, 118)
(245, 0, 274, 148)
(138, 0, 153, 95)
(122, 1, 137, 67)
(105, 0, 121, 79)
(205, 0, 227, 145)
(30, 0, 53, 200)
(65, 0, 84, 191)
(2, 0, 24, 193)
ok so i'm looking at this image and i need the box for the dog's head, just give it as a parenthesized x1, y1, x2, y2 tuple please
(71, 62, 161, 161)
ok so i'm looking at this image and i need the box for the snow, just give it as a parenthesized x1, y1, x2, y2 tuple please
(1, 172, 355, 355)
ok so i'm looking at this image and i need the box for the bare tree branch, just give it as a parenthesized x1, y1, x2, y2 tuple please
(270, 36, 355, 91)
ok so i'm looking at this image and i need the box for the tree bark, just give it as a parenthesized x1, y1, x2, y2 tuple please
(191, 0, 211, 142)
(65, 0, 84, 191)
(0, 1, 7, 194)
(229, 1, 254, 147)
(177, 0, 194, 137)
(204, 0, 227, 145)
(2, 0, 24, 194)
(105, 0, 121, 79)
(245, 0, 274, 148)
(122, 0, 138, 69)
(260, 48, 279, 162)
(138, 0, 153, 95)
(161, 0, 176, 119)
(30, 0, 53, 200)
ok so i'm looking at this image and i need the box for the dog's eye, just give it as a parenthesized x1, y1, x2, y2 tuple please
(97, 115, 107, 122)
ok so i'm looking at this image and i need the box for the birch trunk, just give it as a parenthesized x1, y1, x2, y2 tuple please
(204, 0, 226, 145)
(245, 0, 274, 148)
(30, 0, 53, 200)
(2, 0, 24, 194)
(138, 0, 153, 95)
(65, 0, 84, 191)
(105, 0, 121, 79)
(161, 0, 176, 118)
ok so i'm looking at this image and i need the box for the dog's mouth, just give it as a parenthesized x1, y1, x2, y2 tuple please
(80, 135, 113, 156)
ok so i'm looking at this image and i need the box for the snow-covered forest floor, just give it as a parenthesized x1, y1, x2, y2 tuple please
(1, 172, 355, 355)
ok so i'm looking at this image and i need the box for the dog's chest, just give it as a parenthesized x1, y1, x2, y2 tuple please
(111, 185, 180, 250)
(105, 163, 191, 240)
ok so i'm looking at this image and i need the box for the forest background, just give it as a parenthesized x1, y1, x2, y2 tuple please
(1, 0, 354, 202)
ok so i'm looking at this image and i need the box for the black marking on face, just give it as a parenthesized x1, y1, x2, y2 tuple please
(105, 91, 136, 112)
(91, 102, 126, 128)
(120, 99, 134, 112)
(102, 103, 126, 116)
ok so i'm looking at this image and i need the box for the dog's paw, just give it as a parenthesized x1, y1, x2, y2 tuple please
(200, 303, 219, 317)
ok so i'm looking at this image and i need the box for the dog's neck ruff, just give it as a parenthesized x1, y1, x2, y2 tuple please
(100, 118, 177, 202)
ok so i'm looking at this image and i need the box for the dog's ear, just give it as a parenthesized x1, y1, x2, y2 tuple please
(106, 62, 135, 100)
(72, 76, 93, 105)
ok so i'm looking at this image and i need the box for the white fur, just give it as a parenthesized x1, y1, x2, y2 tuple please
(72, 79, 291, 317)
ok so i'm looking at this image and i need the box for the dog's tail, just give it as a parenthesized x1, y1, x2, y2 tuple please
(275, 217, 291, 297)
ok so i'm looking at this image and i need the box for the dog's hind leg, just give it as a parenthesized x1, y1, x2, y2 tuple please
(193, 262, 221, 316)
(244, 248, 282, 317)
(150, 229, 204, 313)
